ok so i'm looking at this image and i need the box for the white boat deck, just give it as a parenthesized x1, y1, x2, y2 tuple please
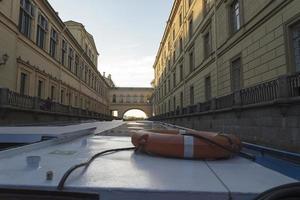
(0, 121, 124, 143)
(0, 121, 297, 200)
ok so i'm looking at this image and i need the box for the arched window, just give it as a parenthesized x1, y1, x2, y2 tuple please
(133, 95, 138, 103)
(126, 95, 131, 103)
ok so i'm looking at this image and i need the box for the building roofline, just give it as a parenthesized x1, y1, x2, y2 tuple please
(43, 0, 109, 87)
(153, 0, 181, 69)
(111, 87, 154, 90)
(64, 20, 100, 55)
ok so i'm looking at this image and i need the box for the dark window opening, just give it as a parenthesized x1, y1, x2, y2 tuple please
(68, 48, 73, 70)
(204, 31, 212, 59)
(190, 86, 194, 105)
(19, 0, 34, 38)
(291, 22, 300, 72)
(61, 40, 67, 66)
(36, 14, 48, 49)
(20, 72, 27, 95)
(50, 29, 57, 58)
(37, 80, 43, 98)
(230, 0, 241, 33)
(205, 76, 212, 101)
(231, 57, 242, 91)
(189, 49, 195, 73)
(50, 86, 55, 100)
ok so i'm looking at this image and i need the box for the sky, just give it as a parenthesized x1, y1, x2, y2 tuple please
(49, 0, 174, 88)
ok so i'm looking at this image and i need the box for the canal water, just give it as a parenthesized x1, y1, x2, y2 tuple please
(99, 121, 167, 137)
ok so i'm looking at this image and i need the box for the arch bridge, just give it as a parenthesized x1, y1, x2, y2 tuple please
(109, 87, 153, 119)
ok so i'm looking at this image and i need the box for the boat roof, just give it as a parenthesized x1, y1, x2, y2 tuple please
(0, 121, 297, 200)
(0, 121, 124, 143)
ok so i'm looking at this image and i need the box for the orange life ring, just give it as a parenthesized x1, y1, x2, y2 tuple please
(131, 129, 242, 160)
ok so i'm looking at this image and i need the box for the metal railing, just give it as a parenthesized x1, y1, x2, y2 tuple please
(216, 93, 234, 110)
(199, 101, 211, 112)
(0, 88, 116, 121)
(151, 74, 300, 120)
(8, 91, 35, 109)
(240, 79, 279, 105)
(288, 73, 300, 97)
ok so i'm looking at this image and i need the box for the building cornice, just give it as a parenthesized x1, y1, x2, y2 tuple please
(41, 1, 102, 73)
(153, 0, 181, 69)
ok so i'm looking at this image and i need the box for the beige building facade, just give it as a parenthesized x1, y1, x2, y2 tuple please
(0, 0, 110, 115)
(152, 0, 300, 115)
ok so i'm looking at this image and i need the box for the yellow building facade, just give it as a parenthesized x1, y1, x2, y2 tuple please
(152, 0, 300, 115)
(0, 0, 110, 115)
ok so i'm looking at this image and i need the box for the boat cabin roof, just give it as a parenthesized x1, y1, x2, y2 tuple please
(0, 121, 297, 200)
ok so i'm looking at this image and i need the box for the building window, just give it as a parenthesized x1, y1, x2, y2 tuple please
(20, 72, 28, 95)
(61, 40, 67, 66)
(179, 37, 183, 53)
(189, 17, 193, 39)
(179, 64, 184, 81)
(85, 69, 88, 83)
(203, 0, 213, 15)
(173, 29, 176, 41)
(75, 55, 79, 75)
(37, 80, 43, 98)
(49, 29, 57, 58)
(68, 47, 73, 70)
(173, 72, 176, 87)
(231, 57, 242, 91)
(50, 85, 55, 100)
(173, 96, 176, 111)
(190, 86, 194, 105)
(68, 92, 72, 105)
(291, 22, 300, 72)
(75, 96, 78, 107)
(36, 14, 48, 49)
(179, 13, 183, 26)
(88, 71, 91, 86)
(180, 91, 183, 109)
(205, 75, 211, 101)
(173, 50, 176, 64)
(60, 89, 65, 104)
(189, 49, 195, 73)
(127, 95, 131, 103)
(204, 30, 212, 59)
(19, 0, 34, 38)
(230, 0, 241, 33)
(80, 65, 84, 80)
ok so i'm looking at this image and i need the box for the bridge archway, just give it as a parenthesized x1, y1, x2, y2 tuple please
(110, 105, 152, 119)
(109, 87, 153, 119)
(123, 109, 148, 120)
